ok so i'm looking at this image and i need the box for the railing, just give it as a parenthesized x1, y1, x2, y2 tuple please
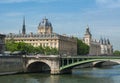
(61, 55, 120, 59)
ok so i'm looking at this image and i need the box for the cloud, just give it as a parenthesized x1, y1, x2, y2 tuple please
(96, 0, 120, 8)
(0, 0, 58, 3)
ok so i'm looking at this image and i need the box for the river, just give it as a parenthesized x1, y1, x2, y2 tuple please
(0, 65, 120, 83)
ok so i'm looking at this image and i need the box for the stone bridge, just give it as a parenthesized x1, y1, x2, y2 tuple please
(24, 55, 120, 74)
(1, 55, 120, 75)
(24, 55, 60, 74)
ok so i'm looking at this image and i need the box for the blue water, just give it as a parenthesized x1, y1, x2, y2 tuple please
(0, 65, 120, 83)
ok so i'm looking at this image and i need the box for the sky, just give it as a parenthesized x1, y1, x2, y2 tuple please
(0, 0, 120, 50)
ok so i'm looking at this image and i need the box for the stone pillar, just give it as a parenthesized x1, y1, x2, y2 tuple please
(50, 57, 61, 74)
(22, 56, 28, 72)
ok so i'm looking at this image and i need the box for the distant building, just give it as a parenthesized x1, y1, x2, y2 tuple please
(5, 17, 77, 55)
(0, 34, 5, 54)
(99, 38, 113, 55)
(83, 26, 113, 55)
(38, 18, 53, 34)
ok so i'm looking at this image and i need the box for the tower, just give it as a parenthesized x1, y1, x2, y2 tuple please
(100, 38, 113, 55)
(38, 18, 53, 34)
(22, 17, 26, 35)
(100, 38, 106, 55)
(84, 25, 92, 46)
(106, 39, 113, 55)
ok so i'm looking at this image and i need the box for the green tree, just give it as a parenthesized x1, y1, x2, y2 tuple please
(34, 45, 44, 54)
(6, 40, 58, 55)
(5, 41, 18, 52)
(77, 38, 89, 55)
(17, 42, 27, 52)
(6, 41, 34, 54)
(44, 46, 51, 55)
(25, 44, 34, 54)
(51, 48, 59, 55)
(113, 50, 120, 55)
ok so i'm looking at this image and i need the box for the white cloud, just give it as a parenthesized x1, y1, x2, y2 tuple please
(96, 0, 120, 8)
(0, 0, 58, 3)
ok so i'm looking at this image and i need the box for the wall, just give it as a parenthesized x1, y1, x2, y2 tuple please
(0, 55, 61, 75)
(0, 56, 24, 75)
(0, 34, 5, 54)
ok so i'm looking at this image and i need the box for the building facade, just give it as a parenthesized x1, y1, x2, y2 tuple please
(5, 18, 77, 55)
(0, 34, 5, 54)
(99, 38, 113, 55)
(83, 26, 113, 55)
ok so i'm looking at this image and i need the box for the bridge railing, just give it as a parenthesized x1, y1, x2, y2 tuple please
(60, 55, 120, 70)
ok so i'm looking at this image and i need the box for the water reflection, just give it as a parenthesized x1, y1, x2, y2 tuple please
(0, 65, 120, 83)
(72, 65, 120, 83)
(25, 74, 51, 83)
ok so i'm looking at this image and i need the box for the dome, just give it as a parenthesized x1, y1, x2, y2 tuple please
(38, 18, 53, 34)
(39, 18, 52, 27)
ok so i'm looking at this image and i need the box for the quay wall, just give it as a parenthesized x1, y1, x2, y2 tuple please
(0, 56, 24, 75)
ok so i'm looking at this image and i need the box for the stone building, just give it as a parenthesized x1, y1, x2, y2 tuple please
(5, 18, 77, 55)
(38, 18, 53, 34)
(0, 34, 5, 54)
(83, 26, 113, 55)
(83, 27, 101, 55)
(99, 38, 113, 55)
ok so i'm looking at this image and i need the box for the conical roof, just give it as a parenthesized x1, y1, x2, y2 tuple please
(85, 25, 92, 36)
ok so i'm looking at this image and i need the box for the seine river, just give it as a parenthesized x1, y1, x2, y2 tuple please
(0, 65, 120, 83)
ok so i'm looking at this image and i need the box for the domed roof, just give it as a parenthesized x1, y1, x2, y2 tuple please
(39, 18, 52, 27)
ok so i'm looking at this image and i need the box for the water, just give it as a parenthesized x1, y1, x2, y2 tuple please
(1, 65, 120, 83)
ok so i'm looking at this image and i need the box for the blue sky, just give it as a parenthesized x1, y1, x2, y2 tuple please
(0, 0, 120, 50)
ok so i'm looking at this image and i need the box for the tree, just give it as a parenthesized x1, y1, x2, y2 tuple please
(44, 46, 52, 55)
(6, 41, 34, 54)
(77, 38, 89, 55)
(5, 41, 59, 55)
(17, 42, 27, 52)
(5, 41, 18, 52)
(113, 50, 120, 55)
(51, 48, 59, 55)
(25, 44, 35, 54)
(34, 45, 44, 54)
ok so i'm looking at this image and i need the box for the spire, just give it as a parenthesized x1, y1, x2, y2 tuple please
(100, 37, 104, 44)
(23, 16, 25, 26)
(104, 38, 107, 45)
(85, 25, 92, 36)
(107, 39, 110, 45)
(22, 16, 26, 35)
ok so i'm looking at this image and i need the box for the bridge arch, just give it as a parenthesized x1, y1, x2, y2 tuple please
(26, 60, 51, 73)
(93, 60, 120, 67)
(60, 59, 120, 73)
